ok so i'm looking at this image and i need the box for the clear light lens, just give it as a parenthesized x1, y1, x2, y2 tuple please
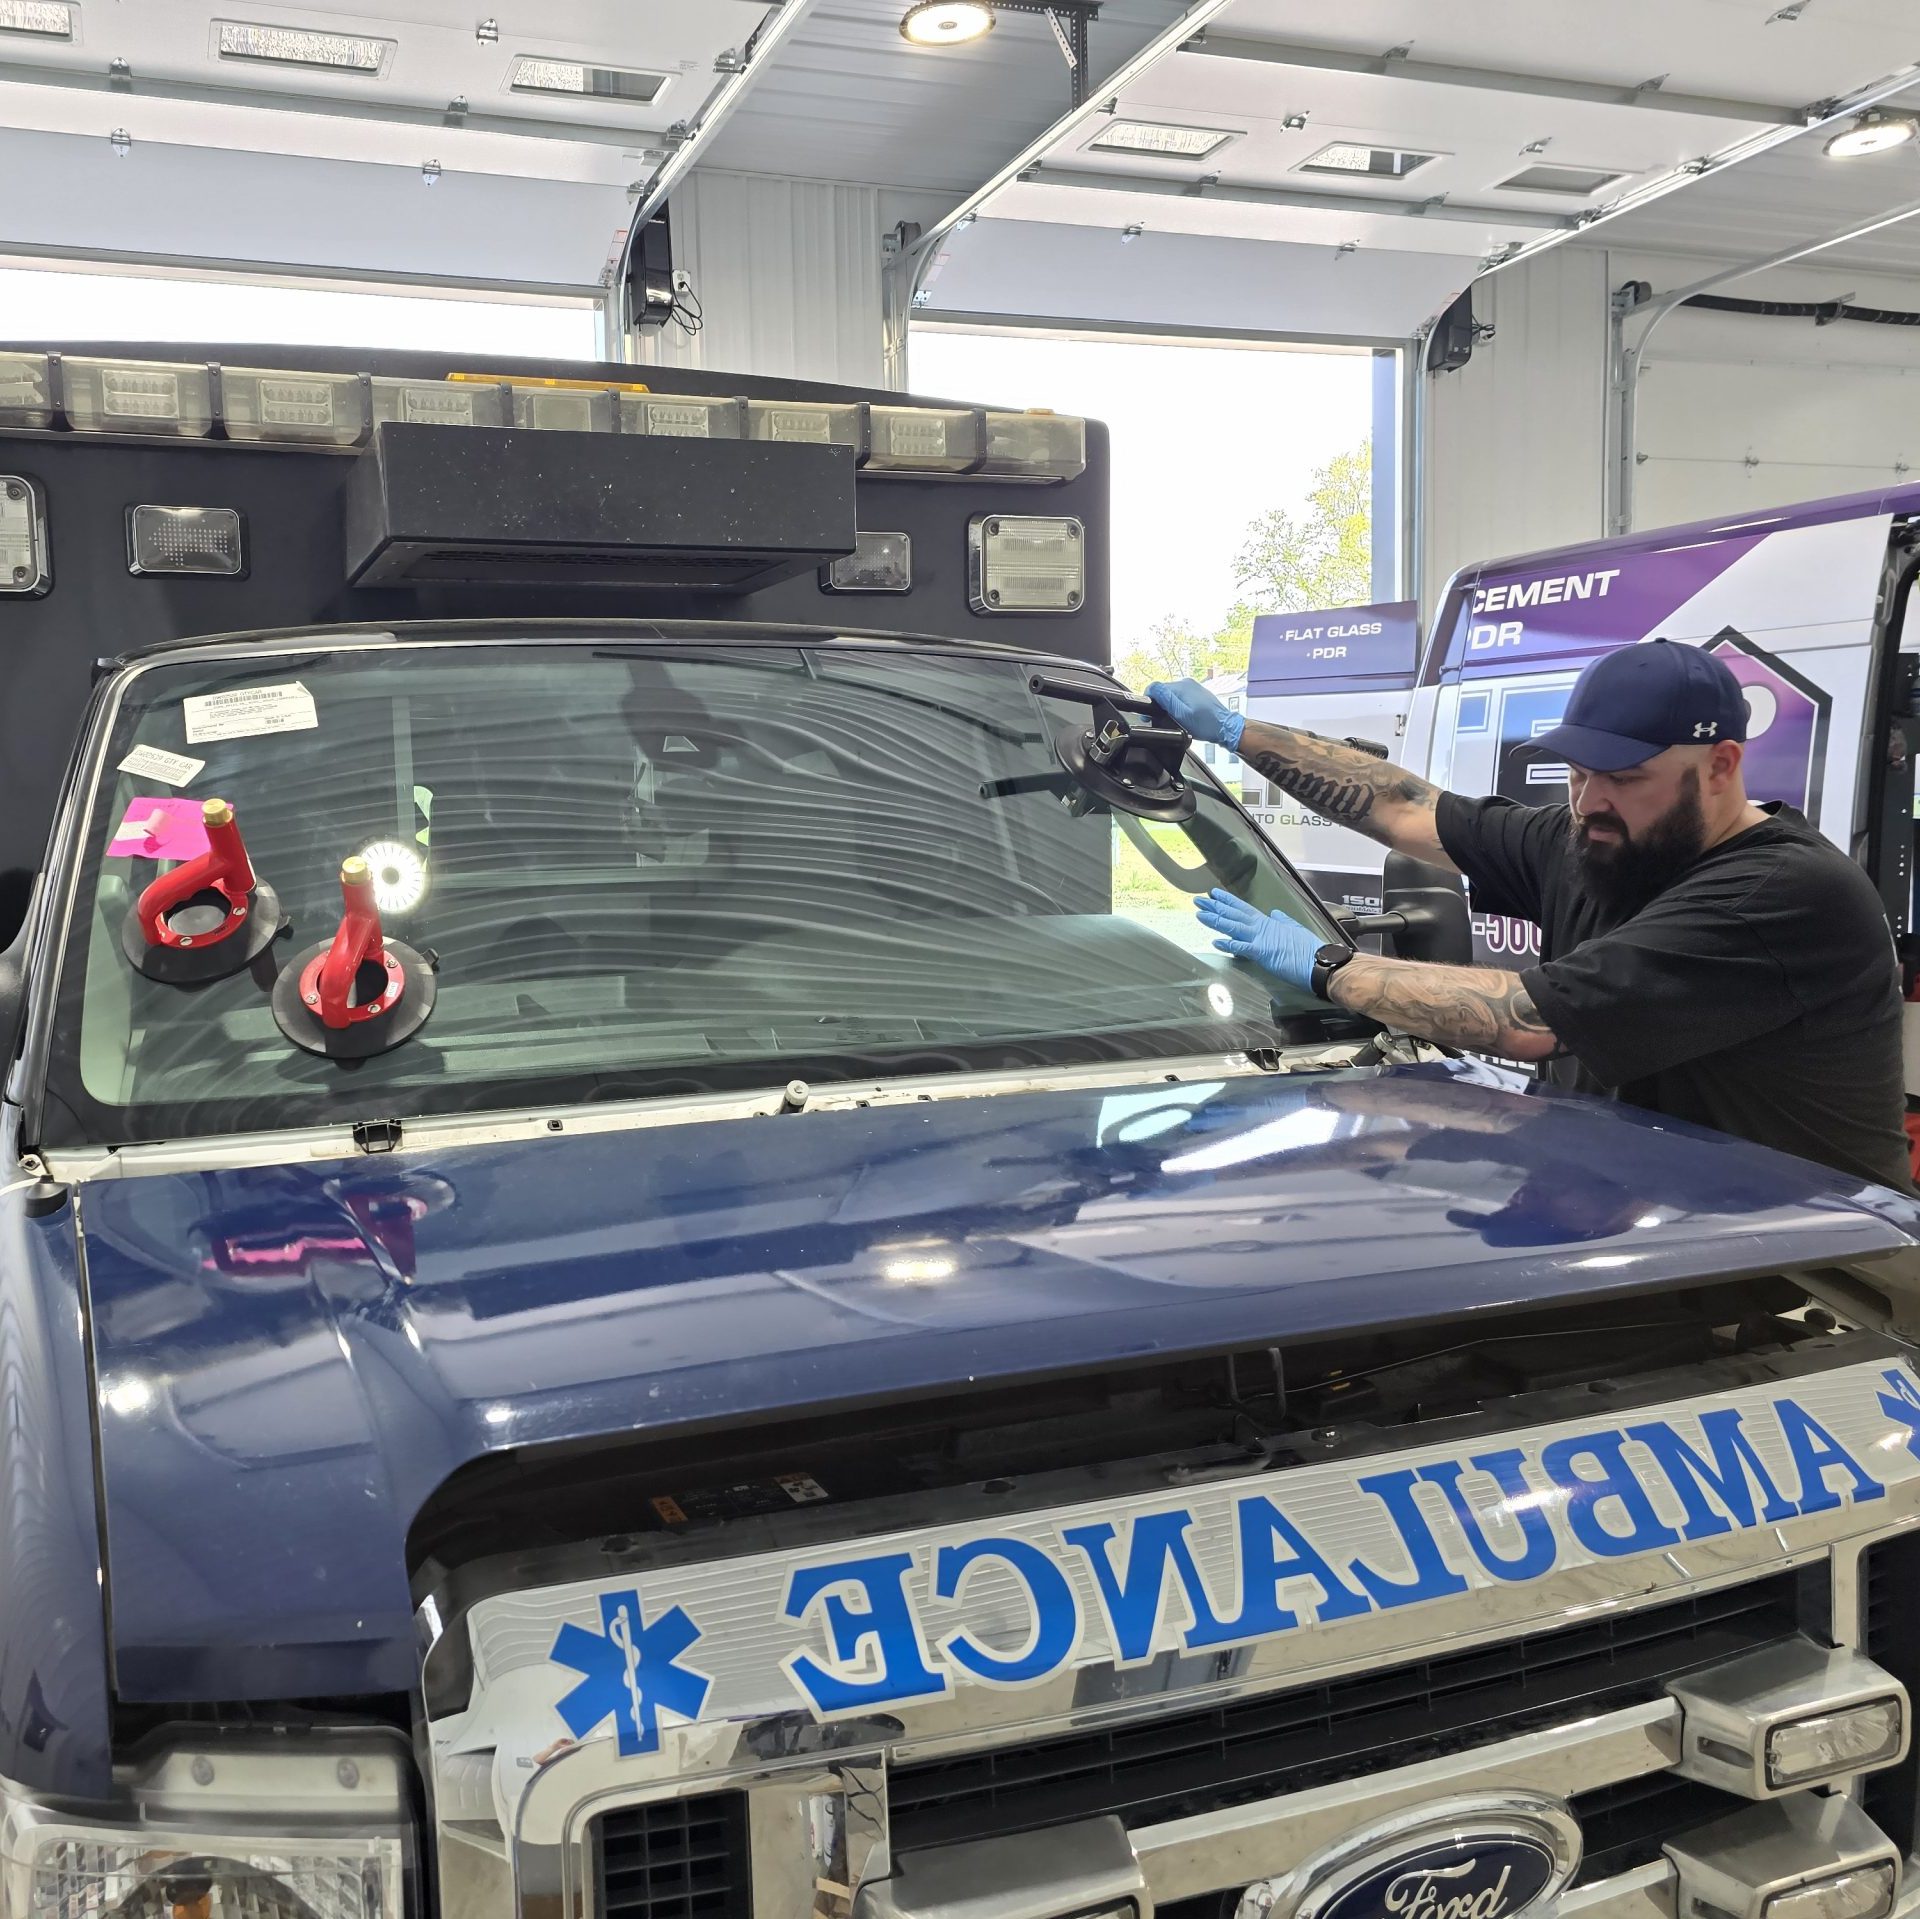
(972, 513, 1085, 613)
(65, 358, 212, 437)
(358, 841, 427, 914)
(128, 506, 245, 578)
(0, 352, 51, 427)
(867, 405, 982, 471)
(371, 379, 502, 428)
(223, 368, 366, 445)
(0, 2, 74, 38)
(1767, 1701, 1905, 1786)
(823, 530, 911, 594)
(747, 398, 864, 448)
(511, 385, 609, 432)
(0, 1741, 412, 1919)
(1089, 118, 1236, 159)
(619, 394, 744, 439)
(901, 1, 995, 45)
(10, 1833, 404, 1919)
(0, 477, 47, 595)
(216, 20, 389, 71)
(1764, 1865, 1897, 1919)
(981, 409, 1086, 480)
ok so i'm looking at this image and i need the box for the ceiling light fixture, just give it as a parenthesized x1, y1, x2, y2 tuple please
(1088, 118, 1239, 160)
(900, 1, 995, 46)
(214, 19, 393, 74)
(509, 55, 670, 101)
(0, 2, 74, 39)
(1299, 139, 1439, 179)
(1825, 109, 1920, 158)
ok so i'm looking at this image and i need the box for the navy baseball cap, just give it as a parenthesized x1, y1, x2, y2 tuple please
(1528, 640, 1748, 773)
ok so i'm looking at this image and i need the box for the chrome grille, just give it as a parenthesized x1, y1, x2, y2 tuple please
(594, 1793, 751, 1919)
(888, 1573, 1803, 1852)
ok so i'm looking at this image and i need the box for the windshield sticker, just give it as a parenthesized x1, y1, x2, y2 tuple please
(502, 1363, 1918, 1758)
(107, 796, 210, 861)
(117, 743, 206, 788)
(182, 681, 317, 744)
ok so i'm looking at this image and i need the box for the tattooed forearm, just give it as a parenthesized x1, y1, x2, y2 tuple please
(1238, 719, 1441, 848)
(1326, 954, 1563, 1062)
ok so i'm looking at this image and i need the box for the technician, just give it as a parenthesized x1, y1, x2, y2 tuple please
(1150, 640, 1912, 1192)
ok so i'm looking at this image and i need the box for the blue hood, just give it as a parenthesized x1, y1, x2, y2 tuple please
(75, 1063, 1920, 1702)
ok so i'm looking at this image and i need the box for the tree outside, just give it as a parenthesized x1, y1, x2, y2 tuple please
(1115, 440, 1373, 689)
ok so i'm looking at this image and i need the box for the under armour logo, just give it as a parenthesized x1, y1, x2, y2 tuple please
(550, 1587, 712, 1757)
(1693, 721, 1718, 739)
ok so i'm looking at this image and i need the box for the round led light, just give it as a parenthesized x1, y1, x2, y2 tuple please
(1825, 110, 1919, 158)
(900, 1, 995, 46)
(358, 839, 428, 914)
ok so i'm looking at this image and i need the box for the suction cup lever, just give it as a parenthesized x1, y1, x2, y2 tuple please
(120, 797, 286, 984)
(272, 855, 436, 1059)
(1029, 675, 1197, 824)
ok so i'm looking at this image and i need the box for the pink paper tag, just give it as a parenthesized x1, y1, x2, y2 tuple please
(108, 796, 212, 862)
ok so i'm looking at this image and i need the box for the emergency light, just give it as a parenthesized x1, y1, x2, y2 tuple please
(0, 352, 1087, 483)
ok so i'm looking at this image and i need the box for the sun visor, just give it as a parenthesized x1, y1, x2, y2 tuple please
(343, 423, 857, 590)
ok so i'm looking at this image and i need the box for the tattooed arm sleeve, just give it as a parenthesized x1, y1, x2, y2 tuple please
(1326, 954, 1564, 1063)
(1236, 720, 1455, 871)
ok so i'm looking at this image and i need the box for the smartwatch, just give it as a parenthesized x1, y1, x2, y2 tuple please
(1309, 943, 1357, 1002)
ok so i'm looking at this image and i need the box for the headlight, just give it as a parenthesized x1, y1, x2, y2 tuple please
(1, 1733, 413, 1919)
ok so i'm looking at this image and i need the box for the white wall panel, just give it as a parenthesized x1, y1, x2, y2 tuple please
(1421, 246, 1609, 611)
(632, 171, 944, 388)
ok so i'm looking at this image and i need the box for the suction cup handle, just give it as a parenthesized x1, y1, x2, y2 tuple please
(316, 856, 387, 1031)
(134, 797, 256, 948)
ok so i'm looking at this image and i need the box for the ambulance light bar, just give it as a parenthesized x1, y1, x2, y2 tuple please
(0, 352, 1087, 482)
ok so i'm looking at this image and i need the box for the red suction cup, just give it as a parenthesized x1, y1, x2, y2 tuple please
(119, 797, 285, 984)
(272, 855, 436, 1059)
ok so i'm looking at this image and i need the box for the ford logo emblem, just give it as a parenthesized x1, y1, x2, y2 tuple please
(1240, 1795, 1582, 1919)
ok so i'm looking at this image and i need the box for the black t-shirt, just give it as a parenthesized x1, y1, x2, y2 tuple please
(1435, 792, 1912, 1193)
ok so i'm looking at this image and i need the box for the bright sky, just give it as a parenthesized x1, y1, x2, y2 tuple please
(911, 328, 1377, 656)
(0, 266, 600, 358)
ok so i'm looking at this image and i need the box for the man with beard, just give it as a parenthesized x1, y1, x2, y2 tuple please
(1149, 640, 1911, 1191)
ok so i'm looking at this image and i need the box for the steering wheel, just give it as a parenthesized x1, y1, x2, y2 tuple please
(1114, 808, 1216, 890)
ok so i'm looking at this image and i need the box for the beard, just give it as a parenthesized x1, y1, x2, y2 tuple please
(1570, 766, 1708, 912)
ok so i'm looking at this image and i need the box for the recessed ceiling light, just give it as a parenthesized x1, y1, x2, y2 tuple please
(1498, 162, 1627, 196)
(509, 55, 671, 101)
(1088, 119, 1240, 160)
(1299, 140, 1439, 179)
(900, 1, 994, 46)
(1825, 109, 1920, 158)
(214, 19, 394, 74)
(0, 2, 74, 39)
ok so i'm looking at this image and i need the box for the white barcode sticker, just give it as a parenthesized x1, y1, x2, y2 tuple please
(117, 743, 206, 787)
(182, 681, 318, 744)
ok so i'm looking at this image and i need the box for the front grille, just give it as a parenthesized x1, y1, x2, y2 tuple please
(889, 1572, 1805, 1855)
(594, 1793, 751, 1919)
(1863, 1536, 1920, 1853)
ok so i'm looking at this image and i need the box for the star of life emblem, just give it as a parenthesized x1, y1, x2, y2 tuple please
(549, 1588, 712, 1757)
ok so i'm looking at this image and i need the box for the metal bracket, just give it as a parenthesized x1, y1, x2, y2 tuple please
(997, 0, 1100, 107)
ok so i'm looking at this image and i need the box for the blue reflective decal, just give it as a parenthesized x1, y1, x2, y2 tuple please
(541, 1374, 1913, 1741)
(549, 1589, 711, 1756)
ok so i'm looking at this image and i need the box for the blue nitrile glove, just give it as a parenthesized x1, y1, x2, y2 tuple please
(1195, 888, 1323, 993)
(1147, 677, 1244, 752)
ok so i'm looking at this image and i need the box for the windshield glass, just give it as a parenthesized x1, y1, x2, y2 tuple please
(43, 637, 1353, 1148)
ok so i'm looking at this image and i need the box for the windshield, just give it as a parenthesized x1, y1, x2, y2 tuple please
(43, 637, 1352, 1148)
